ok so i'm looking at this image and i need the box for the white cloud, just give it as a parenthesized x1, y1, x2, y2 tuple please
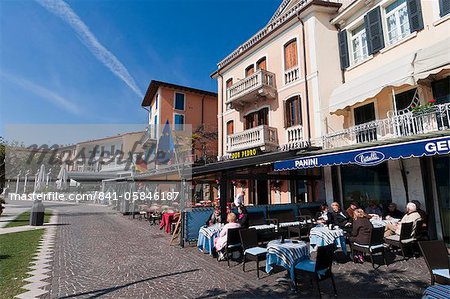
(36, 0, 144, 99)
(1, 72, 81, 115)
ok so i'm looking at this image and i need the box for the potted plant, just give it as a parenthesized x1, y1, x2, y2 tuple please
(411, 99, 436, 115)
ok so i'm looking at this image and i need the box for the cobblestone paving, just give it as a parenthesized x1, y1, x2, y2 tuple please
(47, 204, 430, 298)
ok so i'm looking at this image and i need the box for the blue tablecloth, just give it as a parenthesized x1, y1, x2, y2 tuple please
(309, 226, 347, 255)
(265, 239, 309, 283)
(197, 224, 223, 255)
(422, 285, 450, 299)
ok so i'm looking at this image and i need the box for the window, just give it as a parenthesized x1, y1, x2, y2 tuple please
(155, 94, 158, 110)
(432, 77, 450, 104)
(154, 116, 158, 138)
(354, 102, 377, 143)
(350, 24, 369, 64)
(174, 114, 184, 131)
(284, 39, 298, 70)
(440, 0, 450, 17)
(245, 65, 255, 77)
(385, 0, 410, 45)
(111, 145, 115, 156)
(226, 78, 233, 88)
(174, 93, 185, 110)
(226, 121, 234, 135)
(256, 57, 267, 71)
(285, 96, 302, 127)
(245, 108, 268, 129)
(395, 88, 417, 111)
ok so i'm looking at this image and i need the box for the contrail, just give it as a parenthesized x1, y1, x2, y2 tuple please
(36, 0, 144, 99)
(1, 72, 81, 115)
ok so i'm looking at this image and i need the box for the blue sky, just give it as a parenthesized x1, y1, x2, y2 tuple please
(0, 0, 280, 137)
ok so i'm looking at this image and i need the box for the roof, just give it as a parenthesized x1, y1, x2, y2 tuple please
(141, 80, 218, 107)
(213, 0, 341, 75)
(76, 131, 144, 145)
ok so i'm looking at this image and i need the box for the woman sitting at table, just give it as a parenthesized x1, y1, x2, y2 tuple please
(205, 208, 221, 226)
(330, 202, 352, 231)
(365, 201, 383, 218)
(349, 209, 373, 263)
(214, 213, 241, 260)
(315, 203, 332, 224)
(384, 203, 404, 220)
(237, 205, 249, 228)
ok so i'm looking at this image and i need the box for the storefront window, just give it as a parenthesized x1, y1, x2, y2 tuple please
(434, 155, 450, 246)
(341, 163, 392, 211)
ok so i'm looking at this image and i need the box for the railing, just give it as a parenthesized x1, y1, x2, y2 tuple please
(227, 125, 278, 152)
(227, 70, 276, 103)
(323, 103, 450, 149)
(284, 66, 300, 85)
(282, 125, 306, 151)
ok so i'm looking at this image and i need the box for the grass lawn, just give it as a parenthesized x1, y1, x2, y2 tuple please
(4, 210, 52, 228)
(0, 229, 45, 298)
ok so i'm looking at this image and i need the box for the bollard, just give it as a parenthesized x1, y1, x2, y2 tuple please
(30, 200, 45, 226)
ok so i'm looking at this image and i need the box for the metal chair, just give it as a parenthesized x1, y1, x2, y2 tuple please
(351, 227, 387, 268)
(239, 228, 267, 279)
(223, 228, 242, 267)
(384, 222, 414, 260)
(294, 244, 337, 298)
(418, 240, 450, 285)
(288, 215, 313, 241)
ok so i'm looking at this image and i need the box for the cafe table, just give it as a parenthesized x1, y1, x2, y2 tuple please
(159, 212, 179, 234)
(309, 226, 347, 255)
(265, 239, 309, 284)
(197, 223, 224, 255)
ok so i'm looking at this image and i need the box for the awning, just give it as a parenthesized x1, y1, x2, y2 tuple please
(274, 136, 450, 171)
(414, 38, 450, 82)
(328, 53, 416, 114)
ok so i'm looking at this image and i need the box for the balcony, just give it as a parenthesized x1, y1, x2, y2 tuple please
(226, 70, 276, 111)
(281, 124, 309, 151)
(323, 103, 450, 149)
(227, 125, 279, 153)
(140, 126, 157, 148)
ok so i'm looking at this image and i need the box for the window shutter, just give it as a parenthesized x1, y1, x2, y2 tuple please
(338, 30, 349, 69)
(440, 0, 450, 17)
(407, 0, 424, 32)
(284, 40, 298, 69)
(257, 58, 267, 70)
(364, 7, 385, 54)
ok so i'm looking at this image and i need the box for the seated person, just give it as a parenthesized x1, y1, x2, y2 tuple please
(350, 209, 373, 263)
(346, 201, 359, 221)
(411, 200, 428, 230)
(205, 208, 221, 226)
(214, 213, 241, 259)
(330, 202, 352, 230)
(315, 203, 332, 224)
(365, 201, 383, 218)
(384, 203, 404, 219)
(237, 205, 249, 228)
(384, 202, 421, 237)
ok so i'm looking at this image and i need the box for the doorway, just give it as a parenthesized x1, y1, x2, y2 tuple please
(256, 180, 268, 205)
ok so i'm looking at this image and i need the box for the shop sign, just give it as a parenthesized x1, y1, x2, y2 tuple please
(230, 148, 260, 160)
(354, 151, 385, 166)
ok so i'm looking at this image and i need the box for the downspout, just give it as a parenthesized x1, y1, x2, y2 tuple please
(297, 14, 311, 141)
(217, 71, 224, 159)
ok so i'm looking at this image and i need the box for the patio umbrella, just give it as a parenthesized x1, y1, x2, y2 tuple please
(56, 164, 68, 190)
(34, 164, 46, 192)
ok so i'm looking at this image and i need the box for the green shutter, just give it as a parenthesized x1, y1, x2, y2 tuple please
(338, 30, 349, 69)
(407, 0, 424, 32)
(364, 6, 385, 54)
(439, 0, 450, 17)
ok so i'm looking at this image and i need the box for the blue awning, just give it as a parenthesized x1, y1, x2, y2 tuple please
(274, 136, 450, 171)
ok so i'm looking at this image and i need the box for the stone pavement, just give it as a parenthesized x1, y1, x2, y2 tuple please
(45, 203, 431, 299)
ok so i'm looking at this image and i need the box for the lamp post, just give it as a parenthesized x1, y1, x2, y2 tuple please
(15, 171, 21, 194)
(23, 170, 30, 193)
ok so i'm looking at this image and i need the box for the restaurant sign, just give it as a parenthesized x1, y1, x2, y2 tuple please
(229, 148, 261, 160)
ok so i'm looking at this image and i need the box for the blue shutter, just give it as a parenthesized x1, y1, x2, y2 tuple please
(338, 30, 350, 69)
(407, 0, 424, 32)
(439, 0, 450, 17)
(364, 6, 385, 55)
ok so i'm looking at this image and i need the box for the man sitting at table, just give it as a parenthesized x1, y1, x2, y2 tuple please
(215, 213, 241, 260)
(365, 201, 383, 218)
(384, 203, 404, 219)
(316, 203, 332, 224)
(384, 202, 421, 237)
(330, 202, 352, 231)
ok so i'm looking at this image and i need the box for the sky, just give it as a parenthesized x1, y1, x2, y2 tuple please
(0, 0, 281, 140)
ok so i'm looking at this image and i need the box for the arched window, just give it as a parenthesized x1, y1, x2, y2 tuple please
(284, 39, 298, 70)
(226, 78, 233, 88)
(245, 64, 255, 77)
(256, 57, 267, 71)
(285, 95, 302, 127)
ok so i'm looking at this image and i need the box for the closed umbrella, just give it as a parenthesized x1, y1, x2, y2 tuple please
(57, 164, 68, 190)
(35, 164, 46, 192)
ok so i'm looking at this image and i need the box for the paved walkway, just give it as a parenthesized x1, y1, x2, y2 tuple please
(0, 203, 30, 228)
(42, 203, 431, 298)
